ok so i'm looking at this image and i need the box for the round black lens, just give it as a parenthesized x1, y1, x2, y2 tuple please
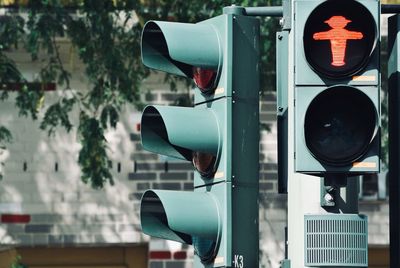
(304, 86, 377, 165)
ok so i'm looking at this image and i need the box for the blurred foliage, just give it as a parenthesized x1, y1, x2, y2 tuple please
(0, 0, 281, 188)
(10, 255, 27, 268)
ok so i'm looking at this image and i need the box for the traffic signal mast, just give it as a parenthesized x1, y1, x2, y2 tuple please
(139, 6, 260, 268)
(138, 1, 385, 267)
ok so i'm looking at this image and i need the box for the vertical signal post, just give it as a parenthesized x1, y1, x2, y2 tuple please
(388, 13, 400, 268)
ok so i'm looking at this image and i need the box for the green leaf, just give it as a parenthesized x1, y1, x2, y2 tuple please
(15, 84, 44, 120)
(100, 105, 119, 129)
(40, 97, 75, 135)
(0, 126, 12, 144)
(78, 115, 113, 189)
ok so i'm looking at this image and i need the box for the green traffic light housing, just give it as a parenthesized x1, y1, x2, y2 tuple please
(294, 0, 380, 175)
(139, 9, 260, 267)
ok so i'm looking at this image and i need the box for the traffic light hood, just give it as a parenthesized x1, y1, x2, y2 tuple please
(141, 105, 221, 161)
(141, 20, 222, 78)
(140, 189, 221, 245)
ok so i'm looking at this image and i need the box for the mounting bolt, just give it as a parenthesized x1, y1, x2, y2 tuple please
(324, 193, 334, 203)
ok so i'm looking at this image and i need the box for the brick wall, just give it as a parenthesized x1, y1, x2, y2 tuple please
(0, 90, 143, 245)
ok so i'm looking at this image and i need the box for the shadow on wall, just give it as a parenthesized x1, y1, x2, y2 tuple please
(0, 91, 145, 246)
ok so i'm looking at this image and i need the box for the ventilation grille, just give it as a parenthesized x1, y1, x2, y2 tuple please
(304, 214, 368, 267)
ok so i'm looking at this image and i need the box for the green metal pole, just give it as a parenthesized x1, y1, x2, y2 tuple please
(388, 13, 400, 268)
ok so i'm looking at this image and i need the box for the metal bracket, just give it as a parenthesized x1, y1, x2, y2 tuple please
(282, 0, 292, 30)
(320, 178, 336, 207)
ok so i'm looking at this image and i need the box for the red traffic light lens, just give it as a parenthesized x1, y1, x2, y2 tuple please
(193, 67, 217, 93)
(192, 151, 216, 178)
(313, 16, 364, 67)
(303, 0, 377, 78)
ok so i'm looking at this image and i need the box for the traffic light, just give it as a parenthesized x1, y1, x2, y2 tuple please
(139, 6, 260, 267)
(294, 0, 380, 175)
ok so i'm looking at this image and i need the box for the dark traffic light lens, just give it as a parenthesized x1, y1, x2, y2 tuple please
(193, 237, 217, 264)
(303, 0, 377, 78)
(304, 86, 377, 165)
(192, 151, 216, 178)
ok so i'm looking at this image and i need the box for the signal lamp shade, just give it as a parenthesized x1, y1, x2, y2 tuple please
(141, 105, 221, 175)
(141, 21, 221, 79)
(140, 190, 221, 263)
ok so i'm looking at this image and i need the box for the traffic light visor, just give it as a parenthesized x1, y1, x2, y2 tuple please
(141, 105, 221, 163)
(140, 190, 221, 263)
(304, 86, 377, 165)
(141, 21, 222, 81)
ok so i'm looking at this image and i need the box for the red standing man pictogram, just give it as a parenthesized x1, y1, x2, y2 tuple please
(313, 16, 363, 67)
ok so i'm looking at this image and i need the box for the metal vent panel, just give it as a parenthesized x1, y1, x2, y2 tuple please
(304, 214, 368, 267)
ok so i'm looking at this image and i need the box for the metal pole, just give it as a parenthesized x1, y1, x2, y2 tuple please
(382, 4, 400, 14)
(244, 6, 283, 17)
(243, 4, 400, 16)
(243, 4, 400, 17)
(388, 13, 400, 268)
